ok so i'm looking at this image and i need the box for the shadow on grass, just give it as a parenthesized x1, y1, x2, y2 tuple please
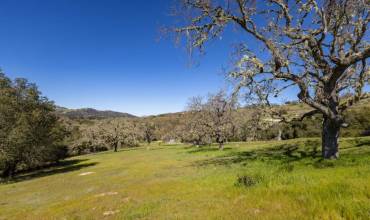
(193, 138, 370, 169)
(193, 140, 323, 167)
(187, 146, 232, 154)
(355, 139, 370, 147)
(1, 159, 98, 184)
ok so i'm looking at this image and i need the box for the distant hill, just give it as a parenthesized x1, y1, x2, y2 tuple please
(56, 107, 136, 119)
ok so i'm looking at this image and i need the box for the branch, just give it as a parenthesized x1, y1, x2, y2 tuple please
(299, 109, 320, 121)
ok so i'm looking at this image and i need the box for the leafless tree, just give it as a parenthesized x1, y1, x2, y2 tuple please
(186, 96, 213, 146)
(206, 91, 237, 149)
(187, 91, 236, 149)
(173, 0, 369, 159)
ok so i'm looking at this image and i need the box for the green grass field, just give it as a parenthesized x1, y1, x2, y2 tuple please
(1, 137, 370, 220)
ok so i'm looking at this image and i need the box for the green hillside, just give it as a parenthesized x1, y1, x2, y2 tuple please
(1, 137, 370, 219)
(56, 107, 137, 119)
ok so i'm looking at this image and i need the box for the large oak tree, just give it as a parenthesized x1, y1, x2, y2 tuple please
(173, 0, 369, 159)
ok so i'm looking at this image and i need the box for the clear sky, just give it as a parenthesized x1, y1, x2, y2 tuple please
(0, 0, 242, 116)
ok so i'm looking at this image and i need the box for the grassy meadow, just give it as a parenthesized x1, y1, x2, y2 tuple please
(1, 137, 370, 220)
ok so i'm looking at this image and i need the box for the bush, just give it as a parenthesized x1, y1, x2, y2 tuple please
(70, 142, 108, 156)
(235, 174, 263, 187)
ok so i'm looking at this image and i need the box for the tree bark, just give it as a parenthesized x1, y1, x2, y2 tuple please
(322, 116, 340, 159)
(218, 142, 224, 150)
(114, 142, 118, 152)
(1, 162, 17, 179)
(277, 128, 282, 141)
(216, 133, 224, 150)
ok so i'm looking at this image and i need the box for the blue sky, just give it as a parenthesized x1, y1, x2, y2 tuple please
(0, 1, 368, 116)
(0, 0, 240, 116)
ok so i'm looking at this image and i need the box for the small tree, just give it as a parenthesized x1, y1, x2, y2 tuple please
(205, 91, 236, 150)
(141, 121, 157, 144)
(173, 0, 369, 159)
(186, 92, 235, 149)
(186, 96, 213, 146)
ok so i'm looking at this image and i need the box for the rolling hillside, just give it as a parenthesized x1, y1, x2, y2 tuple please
(56, 107, 136, 119)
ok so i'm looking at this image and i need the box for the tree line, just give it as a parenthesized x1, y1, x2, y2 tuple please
(65, 90, 370, 155)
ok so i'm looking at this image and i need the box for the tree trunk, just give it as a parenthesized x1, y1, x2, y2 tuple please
(218, 142, 224, 150)
(195, 139, 200, 147)
(114, 142, 118, 152)
(146, 135, 151, 145)
(277, 128, 282, 141)
(322, 117, 340, 159)
(216, 133, 224, 150)
(243, 131, 248, 142)
(292, 124, 298, 139)
(2, 162, 17, 179)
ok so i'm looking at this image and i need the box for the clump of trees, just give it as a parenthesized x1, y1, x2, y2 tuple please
(63, 117, 145, 155)
(99, 119, 141, 152)
(68, 124, 108, 156)
(0, 73, 68, 178)
(173, 0, 369, 159)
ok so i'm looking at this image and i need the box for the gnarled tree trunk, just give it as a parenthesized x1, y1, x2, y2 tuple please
(322, 116, 340, 159)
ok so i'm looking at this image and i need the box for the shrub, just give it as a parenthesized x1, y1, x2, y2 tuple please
(70, 142, 108, 156)
(235, 174, 263, 187)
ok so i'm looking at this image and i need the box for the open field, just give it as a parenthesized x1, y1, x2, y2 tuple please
(1, 137, 370, 220)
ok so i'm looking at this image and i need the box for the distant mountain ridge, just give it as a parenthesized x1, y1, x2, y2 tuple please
(56, 106, 136, 119)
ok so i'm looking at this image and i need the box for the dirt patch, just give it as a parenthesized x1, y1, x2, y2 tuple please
(95, 192, 118, 197)
(103, 210, 120, 216)
(78, 172, 95, 176)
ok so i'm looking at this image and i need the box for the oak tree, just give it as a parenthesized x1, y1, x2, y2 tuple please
(173, 0, 369, 159)
(0, 73, 67, 178)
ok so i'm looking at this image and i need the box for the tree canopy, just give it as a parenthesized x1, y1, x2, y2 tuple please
(0, 72, 68, 178)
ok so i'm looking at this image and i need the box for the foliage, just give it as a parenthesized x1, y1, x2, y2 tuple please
(0, 72, 68, 178)
(235, 174, 263, 187)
